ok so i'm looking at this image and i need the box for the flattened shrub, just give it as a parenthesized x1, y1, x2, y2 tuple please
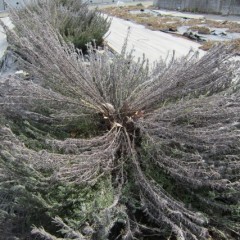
(0, 1, 240, 239)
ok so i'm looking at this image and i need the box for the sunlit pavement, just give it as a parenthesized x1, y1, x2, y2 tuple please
(104, 16, 205, 66)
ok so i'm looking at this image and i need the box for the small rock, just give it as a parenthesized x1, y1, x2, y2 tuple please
(183, 31, 204, 42)
(211, 30, 217, 35)
(220, 32, 227, 36)
(169, 26, 177, 32)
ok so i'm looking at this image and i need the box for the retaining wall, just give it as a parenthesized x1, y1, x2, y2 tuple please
(153, 0, 240, 15)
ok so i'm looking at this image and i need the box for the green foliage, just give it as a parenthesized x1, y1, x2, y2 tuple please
(15, 0, 110, 52)
(53, 0, 110, 51)
(58, 9, 110, 51)
(0, 150, 115, 238)
(6, 115, 100, 151)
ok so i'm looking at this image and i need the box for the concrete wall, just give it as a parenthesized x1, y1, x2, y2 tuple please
(153, 0, 240, 15)
(0, 1, 3, 11)
(152, 0, 181, 9)
(225, 0, 240, 15)
(180, 0, 222, 13)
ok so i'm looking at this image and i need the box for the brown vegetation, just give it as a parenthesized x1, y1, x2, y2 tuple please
(103, 6, 240, 46)
(200, 39, 240, 51)
(206, 20, 240, 33)
(103, 6, 240, 32)
(102, 6, 182, 31)
(200, 40, 219, 50)
(189, 26, 211, 34)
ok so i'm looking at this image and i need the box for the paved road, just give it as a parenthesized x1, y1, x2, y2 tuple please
(105, 16, 204, 65)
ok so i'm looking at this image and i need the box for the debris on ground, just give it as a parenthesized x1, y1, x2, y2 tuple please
(183, 31, 206, 42)
(190, 26, 211, 34)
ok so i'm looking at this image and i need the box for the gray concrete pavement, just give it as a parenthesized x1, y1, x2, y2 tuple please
(104, 16, 204, 65)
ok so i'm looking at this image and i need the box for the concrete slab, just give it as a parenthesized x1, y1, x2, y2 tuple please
(105, 16, 204, 65)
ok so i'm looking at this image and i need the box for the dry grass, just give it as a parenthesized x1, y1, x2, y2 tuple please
(206, 20, 240, 33)
(102, 6, 182, 31)
(102, 6, 240, 33)
(187, 19, 240, 33)
(232, 38, 240, 50)
(102, 6, 240, 52)
(200, 38, 240, 51)
(189, 26, 211, 34)
(135, 16, 180, 31)
(199, 40, 218, 50)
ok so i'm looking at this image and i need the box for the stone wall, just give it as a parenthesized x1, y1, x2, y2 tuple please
(153, 0, 240, 15)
